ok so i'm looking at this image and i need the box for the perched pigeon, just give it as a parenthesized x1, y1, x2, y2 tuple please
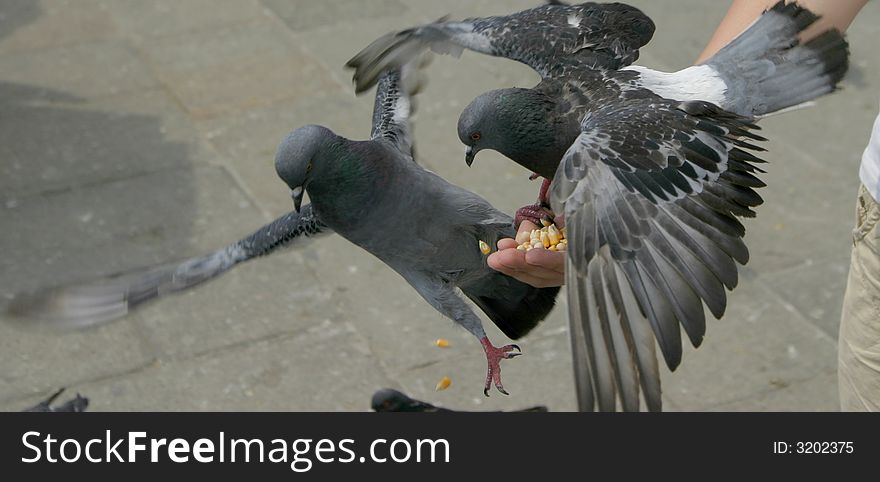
(347, 2, 849, 411)
(22, 388, 89, 413)
(8, 61, 559, 398)
(371, 388, 548, 412)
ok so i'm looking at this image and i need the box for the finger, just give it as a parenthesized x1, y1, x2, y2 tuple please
(518, 220, 539, 235)
(489, 249, 565, 285)
(487, 248, 526, 272)
(496, 238, 519, 250)
(525, 248, 566, 272)
(553, 214, 565, 229)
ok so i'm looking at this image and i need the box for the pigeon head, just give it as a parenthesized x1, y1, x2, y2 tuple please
(275, 125, 334, 212)
(458, 88, 566, 178)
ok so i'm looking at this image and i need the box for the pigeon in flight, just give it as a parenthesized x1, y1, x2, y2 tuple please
(347, 2, 849, 411)
(273, 61, 559, 397)
(8, 60, 559, 398)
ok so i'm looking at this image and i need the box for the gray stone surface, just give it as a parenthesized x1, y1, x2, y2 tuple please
(0, 0, 877, 412)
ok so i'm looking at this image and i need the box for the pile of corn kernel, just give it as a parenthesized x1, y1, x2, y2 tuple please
(516, 220, 566, 252)
(478, 220, 567, 255)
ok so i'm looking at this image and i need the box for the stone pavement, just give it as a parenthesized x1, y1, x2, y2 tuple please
(0, 0, 877, 412)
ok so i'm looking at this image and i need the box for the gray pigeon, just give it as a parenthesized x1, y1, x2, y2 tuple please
(8, 60, 560, 397)
(274, 61, 559, 396)
(348, 1, 847, 225)
(347, 2, 849, 411)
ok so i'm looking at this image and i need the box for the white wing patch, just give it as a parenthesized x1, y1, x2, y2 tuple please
(623, 65, 728, 107)
(393, 95, 410, 124)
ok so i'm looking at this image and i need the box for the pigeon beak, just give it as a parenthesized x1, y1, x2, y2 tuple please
(291, 186, 304, 213)
(465, 146, 476, 167)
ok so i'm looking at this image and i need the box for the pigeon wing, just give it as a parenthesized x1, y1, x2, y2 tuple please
(6, 205, 329, 329)
(550, 97, 768, 411)
(370, 55, 429, 159)
(348, 2, 655, 93)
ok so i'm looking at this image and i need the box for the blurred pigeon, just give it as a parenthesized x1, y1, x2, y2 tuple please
(348, 2, 848, 411)
(23, 388, 89, 412)
(8, 60, 559, 397)
(371, 388, 548, 412)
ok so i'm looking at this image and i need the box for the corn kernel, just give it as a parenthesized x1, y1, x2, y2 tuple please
(515, 231, 530, 245)
(547, 225, 561, 244)
(435, 338, 449, 348)
(540, 218, 552, 227)
(540, 231, 550, 248)
(435, 376, 452, 391)
(516, 245, 527, 251)
(479, 240, 491, 255)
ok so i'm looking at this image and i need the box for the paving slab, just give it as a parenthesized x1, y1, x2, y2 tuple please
(1, 1, 878, 413)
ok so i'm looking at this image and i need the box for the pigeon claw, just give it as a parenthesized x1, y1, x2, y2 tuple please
(514, 203, 555, 229)
(480, 338, 522, 397)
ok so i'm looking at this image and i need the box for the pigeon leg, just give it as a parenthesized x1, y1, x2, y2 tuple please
(514, 177, 555, 228)
(480, 337, 522, 396)
(401, 275, 525, 396)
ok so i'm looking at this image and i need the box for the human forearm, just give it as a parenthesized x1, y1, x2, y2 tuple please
(696, 0, 867, 64)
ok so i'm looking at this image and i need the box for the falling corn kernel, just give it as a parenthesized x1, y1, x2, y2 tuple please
(435, 338, 449, 348)
(435, 376, 452, 391)
(479, 240, 491, 255)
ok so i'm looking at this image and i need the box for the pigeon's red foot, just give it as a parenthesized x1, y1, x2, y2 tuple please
(514, 203, 555, 229)
(480, 337, 522, 396)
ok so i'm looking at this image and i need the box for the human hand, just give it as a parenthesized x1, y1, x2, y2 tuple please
(487, 221, 565, 288)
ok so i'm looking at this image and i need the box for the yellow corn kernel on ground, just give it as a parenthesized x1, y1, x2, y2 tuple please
(435, 376, 452, 391)
(435, 338, 449, 348)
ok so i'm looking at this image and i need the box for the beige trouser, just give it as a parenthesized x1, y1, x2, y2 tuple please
(839, 184, 880, 411)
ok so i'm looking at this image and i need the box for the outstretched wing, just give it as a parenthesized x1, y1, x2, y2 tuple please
(6, 205, 329, 329)
(348, 2, 655, 93)
(550, 97, 768, 411)
(370, 55, 428, 159)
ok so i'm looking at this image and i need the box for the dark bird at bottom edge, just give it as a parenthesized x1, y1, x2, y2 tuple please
(371, 388, 548, 412)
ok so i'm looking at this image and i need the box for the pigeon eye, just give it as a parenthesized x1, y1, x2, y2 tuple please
(470, 132, 481, 141)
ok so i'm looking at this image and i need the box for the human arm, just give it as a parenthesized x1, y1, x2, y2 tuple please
(696, 0, 867, 63)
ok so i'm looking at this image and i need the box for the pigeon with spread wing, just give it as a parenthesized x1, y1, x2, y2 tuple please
(8, 59, 560, 398)
(348, 1, 849, 411)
